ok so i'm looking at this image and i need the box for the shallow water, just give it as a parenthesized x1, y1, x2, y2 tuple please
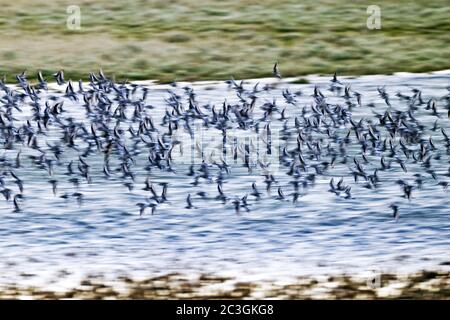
(0, 71, 449, 290)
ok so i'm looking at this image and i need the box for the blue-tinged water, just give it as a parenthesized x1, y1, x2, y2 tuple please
(0, 71, 449, 290)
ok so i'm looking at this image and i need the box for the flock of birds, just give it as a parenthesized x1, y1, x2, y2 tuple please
(0, 63, 449, 221)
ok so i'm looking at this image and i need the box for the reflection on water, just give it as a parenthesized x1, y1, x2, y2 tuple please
(0, 71, 449, 290)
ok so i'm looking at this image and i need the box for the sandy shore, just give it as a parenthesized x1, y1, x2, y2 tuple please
(1, 270, 449, 299)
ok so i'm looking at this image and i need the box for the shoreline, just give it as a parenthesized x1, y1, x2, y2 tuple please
(1, 269, 449, 299)
(4, 68, 450, 88)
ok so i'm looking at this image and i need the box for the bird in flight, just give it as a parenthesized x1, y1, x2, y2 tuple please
(273, 61, 282, 79)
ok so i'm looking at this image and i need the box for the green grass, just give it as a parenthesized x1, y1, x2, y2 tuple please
(0, 0, 449, 82)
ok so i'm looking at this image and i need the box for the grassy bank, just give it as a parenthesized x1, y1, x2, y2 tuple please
(1, 270, 449, 299)
(0, 0, 449, 82)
